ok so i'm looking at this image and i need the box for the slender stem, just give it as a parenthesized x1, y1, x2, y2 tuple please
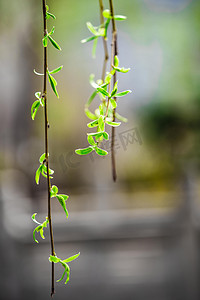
(109, 0, 118, 182)
(42, 0, 55, 296)
(99, 0, 109, 81)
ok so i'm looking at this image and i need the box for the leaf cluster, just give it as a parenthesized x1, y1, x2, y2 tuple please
(32, 213, 49, 243)
(49, 253, 80, 284)
(76, 55, 131, 156)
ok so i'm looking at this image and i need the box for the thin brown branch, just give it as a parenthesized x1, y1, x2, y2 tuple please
(42, 0, 55, 296)
(109, 0, 118, 182)
(99, 0, 109, 81)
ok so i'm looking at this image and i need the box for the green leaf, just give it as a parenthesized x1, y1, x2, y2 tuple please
(35, 165, 43, 185)
(33, 228, 39, 243)
(85, 108, 97, 120)
(110, 98, 117, 109)
(86, 90, 98, 108)
(56, 195, 69, 218)
(49, 26, 55, 35)
(111, 80, 118, 97)
(97, 87, 110, 97)
(49, 255, 60, 263)
(46, 4, 49, 11)
(114, 55, 119, 67)
(42, 35, 48, 47)
(50, 185, 58, 197)
(115, 90, 132, 97)
(114, 15, 127, 20)
(31, 100, 40, 120)
(86, 22, 99, 35)
(105, 73, 112, 84)
(94, 147, 108, 156)
(39, 153, 46, 163)
(47, 73, 59, 98)
(103, 132, 109, 140)
(87, 135, 96, 146)
(75, 146, 94, 155)
(114, 66, 130, 73)
(34, 69, 44, 76)
(63, 252, 80, 263)
(59, 194, 69, 201)
(89, 74, 99, 89)
(46, 12, 56, 19)
(92, 38, 98, 58)
(32, 217, 49, 243)
(103, 9, 111, 18)
(104, 18, 110, 38)
(98, 116, 104, 131)
(81, 36, 97, 44)
(48, 35, 61, 50)
(35, 92, 41, 99)
(31, 213, 41, 225)
(57, 263, 70, 284)
(106, 121, 121, 127)
(115, 112, 128, 123)
(87, 119, 98, 128)
(49, 65, 63, 74)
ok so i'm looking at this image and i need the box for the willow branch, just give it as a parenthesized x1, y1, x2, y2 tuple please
(42, 0, 55, 297)
(99, 0, 109, 81)
(109, 0, 118, 182)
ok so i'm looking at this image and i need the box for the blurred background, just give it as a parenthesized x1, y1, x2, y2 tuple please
(0, 0, 200, 299)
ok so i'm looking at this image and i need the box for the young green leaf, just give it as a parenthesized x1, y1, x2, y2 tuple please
(115, 112, 128, 123)
(103, 132, 109, 140)
(50, 185, 58, 197)
(87, 119, 98, 128)
(81, 36, 97, 44)
(103, 9, 111, 18)
(35, 92, 41, 99)
(89, 74, 99, 89)
(86, 22, 99, 35)
(114, 15, 127, 20)
(35, 165, 43, 185)
(49, 65, 63, 74)
(33, 69, 44, 76)
(48, 35, 61, 50)
(114, 55, 119, 67)
(87, 135, 96, 146)
(46, 12, 56, 19)
(105, 73, 112, 84)
(85, 108, 97, 120)
(31, 213, 41, 225)
(57, 262, 70, 284)
(63, 252, 80, 263)
(104, 18, 110, 38)
(49, 255, 60, 263)
(31, 100, 40, 120)
(115, 90, 132, 97)
(39, 153, 46, 163)
(94, 147, 108, 156)
(110, 98, 117, 109)
(75, 146, 94, 155)
(56, 195, 69, 218)
(49, 26, 55, 35)
(106, 121, 121, 127)
(86, 90, 98, 108)
(98, 115, 104, 131)
(111, 80, 118, 97)
(114, 66, 130, 73)
(42, 35, 48, 47)
(97, 87, 110, 97)
(58, 194, 69, 201)
(47, 73, 59, 98)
